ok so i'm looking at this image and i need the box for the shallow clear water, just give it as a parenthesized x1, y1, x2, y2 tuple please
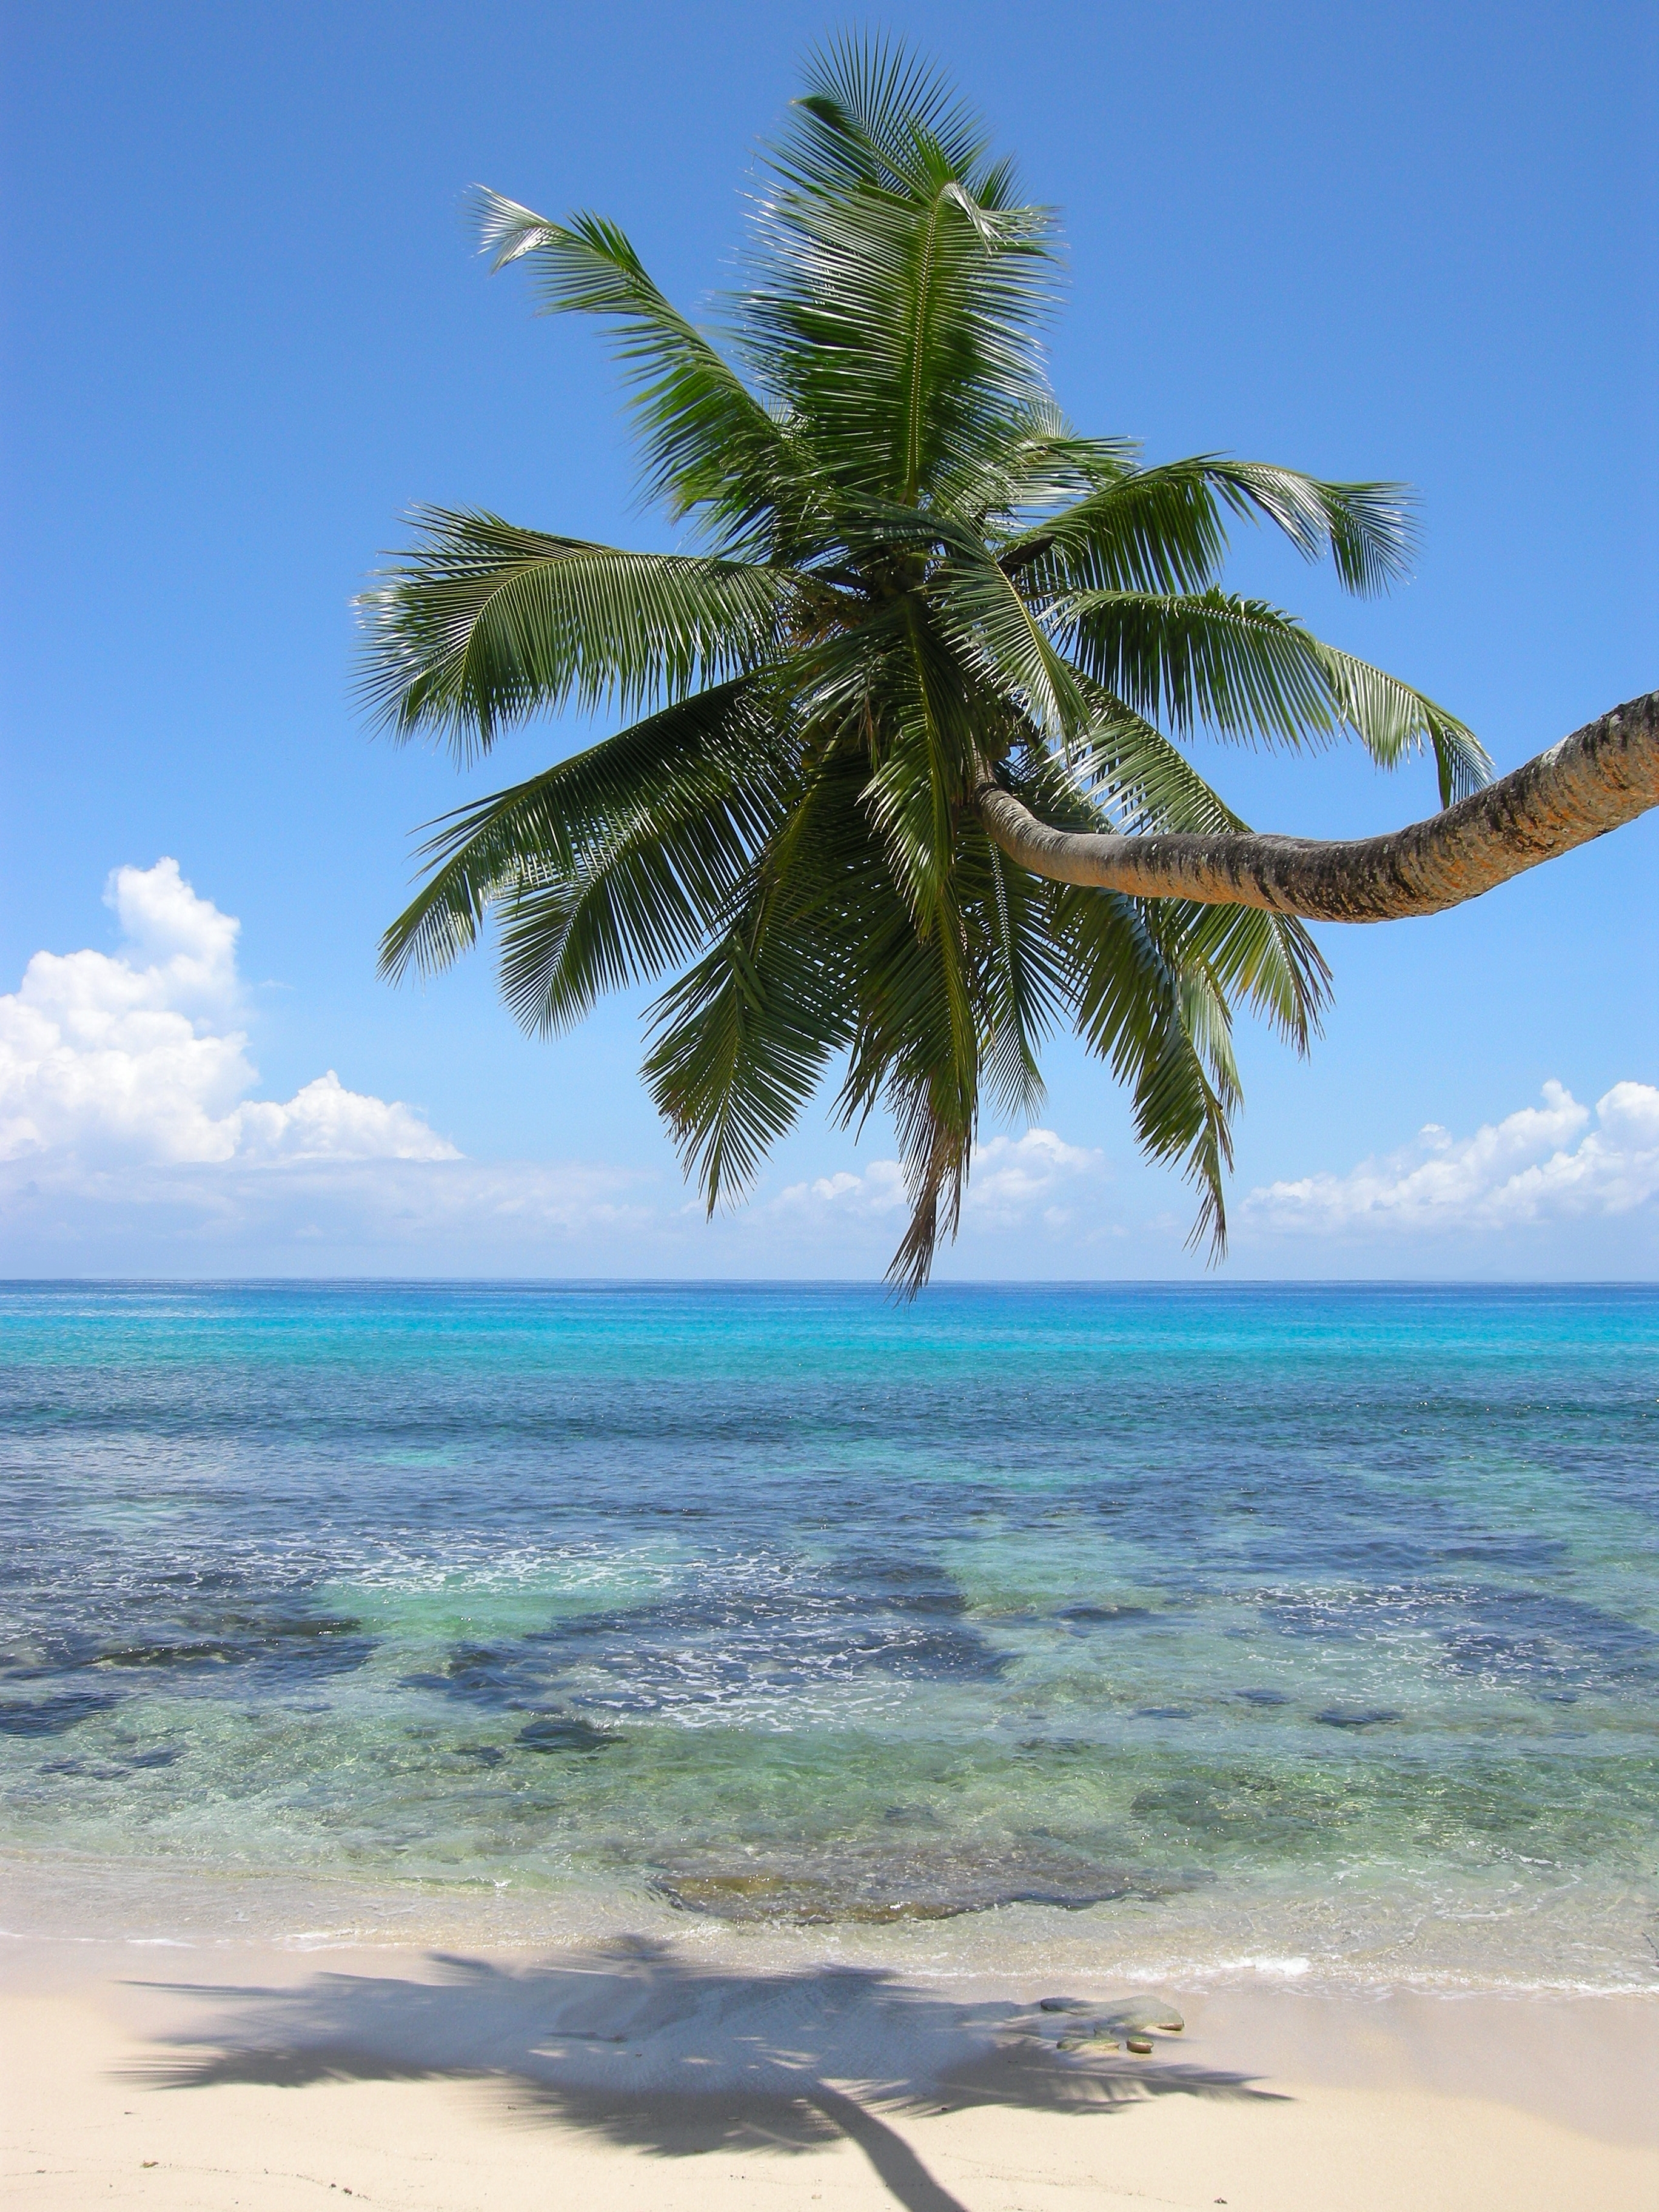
(2, 1281, 1656, 1989)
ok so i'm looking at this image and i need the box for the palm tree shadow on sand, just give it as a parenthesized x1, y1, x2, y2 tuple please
(122, 1936, 1284, 2212)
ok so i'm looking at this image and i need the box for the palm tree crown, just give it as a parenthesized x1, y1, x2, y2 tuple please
(365, 38, 1489, 1290)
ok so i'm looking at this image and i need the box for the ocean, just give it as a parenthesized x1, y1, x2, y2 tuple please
(2, 1280, 1655, 1993)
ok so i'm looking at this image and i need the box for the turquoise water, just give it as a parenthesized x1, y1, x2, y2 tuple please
(2, 1281, 1656, 1989)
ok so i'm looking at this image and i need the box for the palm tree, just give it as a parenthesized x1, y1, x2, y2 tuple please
(364, 38, 1655, 1290)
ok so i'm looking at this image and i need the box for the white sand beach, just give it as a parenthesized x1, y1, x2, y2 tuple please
(4, 1934, 1655, 2211)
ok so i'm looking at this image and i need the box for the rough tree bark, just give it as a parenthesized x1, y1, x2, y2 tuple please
(973, 689, 1658, 923)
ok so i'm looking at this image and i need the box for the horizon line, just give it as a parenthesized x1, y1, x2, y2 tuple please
(3, 1275, 1655, 1293)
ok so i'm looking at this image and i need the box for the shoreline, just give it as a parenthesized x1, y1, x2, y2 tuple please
(4, 1925, 1656, 2211)
(5, 1845, 1657, 2003)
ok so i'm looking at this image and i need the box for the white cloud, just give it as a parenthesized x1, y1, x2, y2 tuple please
(2, 860, 1125, 1272)
(0, 859, 456, 1168)
(773, 1158, 910, 1221)
(8, 863, 1651, 1280)
(771, 1127, 1104, 1232)
(230, 1072, 457, 1164)
(1243, 1079, 1659, 1238)
(965, 1128, 1103, 1225)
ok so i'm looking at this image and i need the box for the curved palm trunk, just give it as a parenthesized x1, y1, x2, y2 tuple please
(974, 691, 1657, 923)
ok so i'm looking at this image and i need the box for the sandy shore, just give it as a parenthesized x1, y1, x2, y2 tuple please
(3, 1934, 1655, 2211)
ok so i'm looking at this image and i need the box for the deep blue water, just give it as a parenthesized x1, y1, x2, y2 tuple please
(2, 1281, 1655, 1986)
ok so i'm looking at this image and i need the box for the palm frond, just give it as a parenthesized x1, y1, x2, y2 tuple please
(1004, 457, 1415, 600)
(378, 679, 780, 987)
(1203, 462, 1417, 595)
(970, 830, 1068, 1120)
(495, 803, 763, 1040)
(945, 402, 1139, 531)
(1310, 641, 1491, 803)
(775, 32, 1001, 202)
(1057, 888, 1239, 1255)
(931, 546, 1091, 750)
(882, 1090, 973, 1296)
(862, 602, 984, 950)
(472, 192, 817, 554)
(1063, 591, 1490, 796)
(1005, 737, 1331, 1050)
(643, 918, 847, 1211)
(995, 680, 1250, 842)
(643, 759, 870, 1209)
(745, 52, 1057, 510)
(360, 510, 791, 758)
(1063, 589, 1339, 743)
(999, 458, 1231, 596)
(838, 922, 979, 1296)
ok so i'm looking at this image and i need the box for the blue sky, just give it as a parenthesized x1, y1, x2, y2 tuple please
(2, 0, 1655, 1278)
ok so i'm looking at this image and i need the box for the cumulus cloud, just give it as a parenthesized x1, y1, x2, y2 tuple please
(1, 860, 1117, 1272)
(1243, 1079, 1659, 1238)
(773, 1158, 909, 1221)
(0, 860, 455, 1167)
(966, 1128, 1104, 1227)
(9, 862, 1651, 1281)
(771, 1127, 1103, 1233)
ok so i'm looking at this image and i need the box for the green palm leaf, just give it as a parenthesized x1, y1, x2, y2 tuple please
(1064, 589, 1347, 742)
(1206, 463, 1417, 595)
(1065, 588, 1487, 795)
(1310, 640, 1491, 803)
(645, 757, 873, 1208)
(360, 511, 794, 758)
(644, 913, 848, 1211)
(378, 679, 781, 988)
(931, 545, 1091, 750)
(1007, 738, 1331, 1051)
(1057, 886, 1239, 1255)
(472, 193, 818, 556)
(747, 42, 1056, 511)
